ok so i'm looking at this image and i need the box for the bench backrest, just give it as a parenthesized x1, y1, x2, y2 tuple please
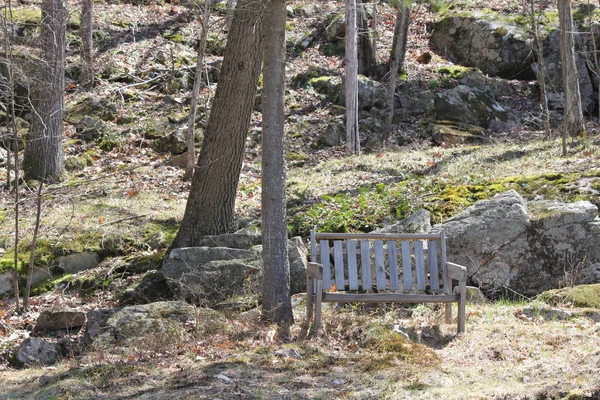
(310, 231, 449, 294)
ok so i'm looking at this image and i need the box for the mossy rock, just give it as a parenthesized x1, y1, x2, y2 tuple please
(428, 120, 487, 145)
(538, 284, 600, 309)
(309, 76, 342, 100)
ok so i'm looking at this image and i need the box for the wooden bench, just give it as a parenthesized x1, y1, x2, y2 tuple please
(306, 231, 467, 333)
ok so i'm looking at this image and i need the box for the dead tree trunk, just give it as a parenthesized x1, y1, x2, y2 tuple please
(345, 0, 360, 154)
(79, 0, 94, 89)
(558, 0, 585, 155)
(184, 0, 212, 181)
(385, 4, 410, 136)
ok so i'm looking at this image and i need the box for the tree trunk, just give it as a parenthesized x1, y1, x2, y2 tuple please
(168, 0, 263, 249)
(357, 3, 376, 77)
(385, 5, 410, 136)
(558, 0, 585, 155)
(79, 0, 93, 89)
(23, 0, 66, 183)
(389, 4, 410, 72)
(261, 0, 293, 326)
(184, 0, 211, 181)
(345, 0, 360, 154)
(530, 0, 550, 135)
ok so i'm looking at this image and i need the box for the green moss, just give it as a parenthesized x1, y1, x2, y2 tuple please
(494, 26, 508, 36)
(3, 7, 41, 23)
(0, 238, 54, 275)
(322, 42, 345, 57)
(538, 284, 600, 309)
(290, 183, 413, 236)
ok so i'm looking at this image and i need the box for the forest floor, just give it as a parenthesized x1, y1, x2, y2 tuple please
(1, 0, 600, 398)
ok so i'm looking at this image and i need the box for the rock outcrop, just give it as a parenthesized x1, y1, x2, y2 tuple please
(432, 191, 600, 296)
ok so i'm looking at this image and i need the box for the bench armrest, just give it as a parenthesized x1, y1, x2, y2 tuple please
(307, 262, 323, 279)
(446, 262, 467, 282)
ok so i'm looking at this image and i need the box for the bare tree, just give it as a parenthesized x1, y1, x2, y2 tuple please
(385, 3, 410, 136)
(23, 0, 67, 182)
(558, 0, 585, 155)
(529, 0, 550, 135)
(261, 0, 293, 327)
(79, 0, 94, 89)
(184, 0, 212, 181)
(345, 0, 360, 154)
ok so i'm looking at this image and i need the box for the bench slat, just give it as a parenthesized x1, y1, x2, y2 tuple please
(401, 240, 412, 291)
(429, 240, 440, 290)
(334, 240, 345, 291)
(440, 232, 449, 294)
(388, 240, 400, 290)
(360, 240, 371, 290)
(320, 239, 332, 290)
(415, 240, 426, 290)
(374, 240, 386, 290)
(347, 240, 359, 291)
(322, 292, 461, 304)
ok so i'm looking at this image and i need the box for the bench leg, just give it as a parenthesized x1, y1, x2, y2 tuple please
(306, 276, 314, 326)
(313, 279, 323, 331)
(457, 281, 466, 334)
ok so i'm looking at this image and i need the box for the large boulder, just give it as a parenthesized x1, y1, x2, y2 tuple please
(433, 191, 600, 297)
(16, 338, 61, 366)
(434, 85, 508, 129)
(84, 301, 196, 347)
(162, 234, 309, 304)
(533, 30, 595, 113)
(431, 10, 534, 80)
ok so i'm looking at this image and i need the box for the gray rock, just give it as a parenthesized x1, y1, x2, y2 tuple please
(434, 85, 507, 129)
(54, 252, 100, 275)
(373, 209, 431, 234)
(16, 338, 60, 366)
(533, 30, 595, 113)
(434, 190, 600, 296)
(0, 272, 13, 295)
(75, 116, 105, 142)
(318, 120, 345, 148)
(431, 10, 534, 80)
(118, 270, 173, 305)
(35, 308, 86, 332)
(196, 233, 262, 249)
(163, 236, 308, 304)
(151, 127, 187, 155)
(85, 301, 195, 346)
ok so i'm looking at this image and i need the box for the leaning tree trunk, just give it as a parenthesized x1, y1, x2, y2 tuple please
(558, 0, 585, 155)
(261, 0, 293, 327)
(389, 3, 410, 72)
(384, 4, 410, 136)
(168, 0, 263, 249)
(79, 0, 93, 89)
(345, 0, 360, 154)
(23, 0, 67, 183)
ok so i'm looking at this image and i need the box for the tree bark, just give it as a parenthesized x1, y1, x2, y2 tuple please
(558, 0, 585, 155)
(168, 0, 263, 249)
(23, 0, 66, 183)
(184, 0, 211, 181)
(389, 4, 410, 72)
(261, 0, 293, 326)
(385, 4, 410, 136)
(530, 0, 550, 135)
(345, 0, 360, 154)
(357, 3, 376, 77)
(79, 0, 94, 89)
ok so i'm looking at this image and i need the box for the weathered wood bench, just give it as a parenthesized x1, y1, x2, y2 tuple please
(306, 231, 467, 333)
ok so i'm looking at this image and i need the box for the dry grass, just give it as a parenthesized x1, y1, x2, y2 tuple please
(1, 299, 598, 399)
